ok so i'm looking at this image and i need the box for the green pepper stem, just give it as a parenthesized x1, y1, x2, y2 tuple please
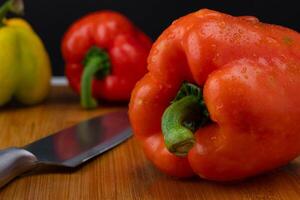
(162, 83, 210, 156)
(162, 96, 199, 156)
(81, 57, 101, 109)
(80, 47, 110, 109)
(0, 0, 24, 26)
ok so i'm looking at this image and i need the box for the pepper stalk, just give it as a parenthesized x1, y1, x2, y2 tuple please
(0, 0, 24, 26)
(162, 82, 210, 156)
(81, 46, 111, 109)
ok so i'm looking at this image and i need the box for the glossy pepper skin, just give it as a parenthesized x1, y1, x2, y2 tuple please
(0, 0, 51, 106)
(129, 9, 300, 181)
(62, 11, 152, 109)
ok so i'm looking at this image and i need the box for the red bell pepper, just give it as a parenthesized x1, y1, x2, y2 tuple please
(129, 9, 300, 181)
(62, 11, 152, 109)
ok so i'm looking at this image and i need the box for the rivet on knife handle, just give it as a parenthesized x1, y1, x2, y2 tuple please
(0, 147, 38, 188)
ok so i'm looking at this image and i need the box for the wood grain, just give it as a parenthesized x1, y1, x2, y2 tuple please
(0, 86, 300, 200)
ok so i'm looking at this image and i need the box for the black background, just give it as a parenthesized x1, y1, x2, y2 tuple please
(4, 0, 300, 75)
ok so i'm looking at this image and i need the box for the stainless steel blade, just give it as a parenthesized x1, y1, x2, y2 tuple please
(24, 110, 132, 167)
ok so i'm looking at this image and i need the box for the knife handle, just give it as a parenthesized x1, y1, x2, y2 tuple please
(0, 147, 38, 188)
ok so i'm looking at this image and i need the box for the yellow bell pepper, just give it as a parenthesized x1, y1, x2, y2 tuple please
(0, 0, 51, 106)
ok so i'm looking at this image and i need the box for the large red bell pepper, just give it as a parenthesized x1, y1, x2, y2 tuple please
(62, 11, 152, 109)
(129, 9, 300, 181)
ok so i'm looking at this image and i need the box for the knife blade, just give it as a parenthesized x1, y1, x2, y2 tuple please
(0, 110, 132, 188)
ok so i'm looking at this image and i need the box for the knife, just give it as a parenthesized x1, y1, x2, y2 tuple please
(0, 110, 132, 188)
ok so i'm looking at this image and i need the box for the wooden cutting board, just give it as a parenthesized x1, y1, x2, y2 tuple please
(0, 86, 300, 200)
